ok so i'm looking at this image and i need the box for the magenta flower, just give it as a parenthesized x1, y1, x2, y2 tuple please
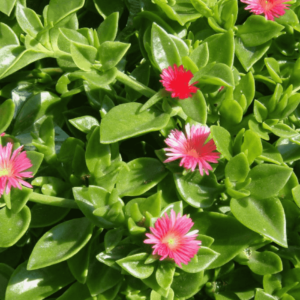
(144, 209, 201, 267)
(0, 142, 33, 196)
(241, 0, 289, 21)
(164, 124, 220, 176)
(160, 64, 199, 99)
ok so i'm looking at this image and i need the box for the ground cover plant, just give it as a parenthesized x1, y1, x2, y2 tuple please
(1, 0, 300, 299)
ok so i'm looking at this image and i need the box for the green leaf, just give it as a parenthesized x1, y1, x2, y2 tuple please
(26, 151, 44, 176)
(93, 0, 124, 18)
(156, 261, 175, 289)
(67, 240, 93, 284)
(276, 138, 300, 163)
(161, 201, 183, 217)
(57, 282, 92, 300)
(234, 72, 255, 110)
(219, 98, 243, 124)
(126, 63, 151, 102)
(98, 41, 130, 71)
(192, 212, 260, 268)
(247, 164, 292, 199)
(255, 289, 277, 300)
(87, 262, 122, 295)
(73, 186, 120, 228)
(0, 23, 19, 47)
(259, 140, 283, 165)
(151, 23, 181, 70)
(193, 63, 234, 87)
(10, 187, 32, 214)
(181, 247, 219, 273)
(237, 15, 284, 47)
(225, 152, 249, 182)
(0, 263, 13, 299)
(16, 3, 43, 37)
(189, 42, 209, 69)
(171, 269, 204, 298)
(241, 130, 262, 165)
(71, 42, 97, 71)
(142, 272, 170, 297)
(151, 289, 174, 300)
(248, 251, 283, 275)
(116, 158, 168, 197)
(0, 47, 49, 80)
(178, 90, 207, 123)
(125, 192, 161, 219)
(265, 57, 282, 83)
(205, 30, 235, 67)
(152, 0, 201, 26)
(211, 125, 232, 160)
(104, 228, 123, 252)
(28, 218, 94, 270)
(117, 253, 155, 279)
(30, 204, 70, 228)
(48, 0, 85, 25)
(263, 274, 282, 295)
(0, 99, 14, 134)
(191, 0, 213, 17)
(254, 100, 268, 122)
(235, 37, 271, 72)
(174, 172, 225, 208)
(72, 68, 117, 88)
(58, 28, 89, 53)
(86, 126, 110, 174)
(5, 261, 74, 300)
(271, 124, 298, 138)
(97, 12, 119, 43)
(69, 116, 99, 133)
(12, 91, 61, 135)
(100, 103, 170, 144)
(292, 185, 300, 209)
(0, 206, 31, 247)
(231, 196, 287, 247)
(171, 35, 189, 58)
(0, 0, 16, 16)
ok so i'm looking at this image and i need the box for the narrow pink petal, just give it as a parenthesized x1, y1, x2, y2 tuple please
(0, 142, 34, 196)
(144, 209, 201, 267)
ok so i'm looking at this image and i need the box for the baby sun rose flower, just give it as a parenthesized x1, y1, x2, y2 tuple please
(241, 0, 289, 21)
(160, 64, 199, 99)
(164, 124, 220, 176)
(0, 142, 33, 196)
(144, 209, 201, 267)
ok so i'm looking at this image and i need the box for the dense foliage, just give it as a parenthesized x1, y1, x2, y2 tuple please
(1, 0, 300, 299)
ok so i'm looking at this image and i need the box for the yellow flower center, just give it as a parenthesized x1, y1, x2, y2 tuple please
(168, 238, 175, 245)
(162, 233, 180, 251)
(0, 168, 10, 176)
(187, 149, 199, 158)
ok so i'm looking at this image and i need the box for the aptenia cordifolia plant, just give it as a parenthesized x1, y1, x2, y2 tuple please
(1, 0, 300, 299)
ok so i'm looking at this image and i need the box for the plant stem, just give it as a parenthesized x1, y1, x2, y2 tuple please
(29, 192, 78, 209)
(116, 70, 156, 98)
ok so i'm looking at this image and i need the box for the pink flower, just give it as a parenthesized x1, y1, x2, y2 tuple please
(164, 124, 220, 176)
(219, 86, 225, 92)
(0, 133, 5, 137)
(144, 209, 201, 267)
(160, 64, 199, 99)
(0, 142, 33, 196)
(241, 0, 289, 21)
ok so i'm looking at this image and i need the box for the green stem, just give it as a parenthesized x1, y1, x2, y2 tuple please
(29, 192, 78, 209)
(140, 89, 165, 112)
(116, 71, 156, 98)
